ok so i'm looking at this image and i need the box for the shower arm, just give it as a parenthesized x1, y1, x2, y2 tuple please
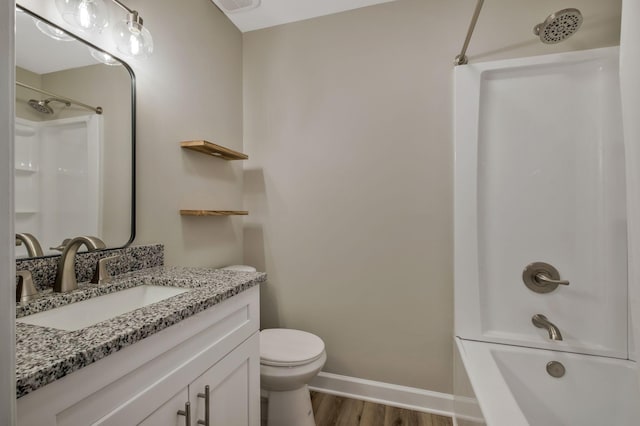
(454, 0, 485, 66)
(16, 81, 103, 115)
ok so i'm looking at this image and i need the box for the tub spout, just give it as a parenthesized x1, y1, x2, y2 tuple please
(532, 314, 563, 341)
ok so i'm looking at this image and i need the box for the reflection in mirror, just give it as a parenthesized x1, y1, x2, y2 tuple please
(15, 6, 135, 259)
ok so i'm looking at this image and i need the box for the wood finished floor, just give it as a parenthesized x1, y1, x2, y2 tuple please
(311, 392, 454, 426)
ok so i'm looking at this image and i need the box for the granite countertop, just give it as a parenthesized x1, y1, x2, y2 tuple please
(16, 266, 267, 398)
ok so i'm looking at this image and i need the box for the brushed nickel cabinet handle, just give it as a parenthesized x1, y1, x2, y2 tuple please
(197, 385, 210, 426)
(177, 401, 191, 426)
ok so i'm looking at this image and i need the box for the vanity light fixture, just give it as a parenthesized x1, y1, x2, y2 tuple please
(55, 0, 109, 34)
(111, 1, 154, 59)
(52, 0, 153, 59)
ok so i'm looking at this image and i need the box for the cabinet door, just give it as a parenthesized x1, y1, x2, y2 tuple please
(190, 332, 260, 426)
(138, 387, 190, 426)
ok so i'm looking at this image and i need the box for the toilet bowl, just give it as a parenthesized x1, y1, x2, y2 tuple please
(260, 328, 326, 426)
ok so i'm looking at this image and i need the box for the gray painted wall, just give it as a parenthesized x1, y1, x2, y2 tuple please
(1, 1, 16, 424)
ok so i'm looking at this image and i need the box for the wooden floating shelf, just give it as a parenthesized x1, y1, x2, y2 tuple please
(180, 210, 249, 216)
(180, 140, 248, 161)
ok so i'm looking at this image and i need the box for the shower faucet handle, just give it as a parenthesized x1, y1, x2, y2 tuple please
(534, 272, 569, 287)
(523, 262, 569, 294)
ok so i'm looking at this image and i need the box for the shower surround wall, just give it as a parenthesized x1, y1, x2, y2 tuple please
(455, 47, 627, 358)
(15, 116, 101, 258)
(453, 46, 633, 425)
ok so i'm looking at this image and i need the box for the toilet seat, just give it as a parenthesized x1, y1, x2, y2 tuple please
(260, 329, 325, 367)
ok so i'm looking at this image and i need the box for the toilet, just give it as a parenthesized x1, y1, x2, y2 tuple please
(260, 328, 326, 426)
(220, 266, 327, 426)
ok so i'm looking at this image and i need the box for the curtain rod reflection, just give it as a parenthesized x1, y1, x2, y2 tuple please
(16, 81, 103, 115)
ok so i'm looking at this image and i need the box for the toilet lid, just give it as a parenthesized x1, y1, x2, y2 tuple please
(220, 265, 257, 272)
(260, 329, 325, 367)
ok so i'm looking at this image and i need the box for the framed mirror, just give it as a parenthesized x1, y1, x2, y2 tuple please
(14, 5, 135, 258)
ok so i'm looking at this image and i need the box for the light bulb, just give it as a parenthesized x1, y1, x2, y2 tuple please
(55, 0, 108, 33)
(33, 18, 76, 42)
(88, 47, 122, 66)
(113, 14, 153, 59)
(55, 0, 80, 20)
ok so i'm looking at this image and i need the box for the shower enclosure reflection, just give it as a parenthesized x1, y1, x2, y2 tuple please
(14, 6, 135, 258)
(15, 114, 102, 257)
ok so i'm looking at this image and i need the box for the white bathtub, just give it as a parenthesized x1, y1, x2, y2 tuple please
(455, 337, 640, 426)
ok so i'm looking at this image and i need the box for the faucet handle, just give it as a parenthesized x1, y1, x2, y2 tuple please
(91, 255, 121, 285)
(16, 270, 39, 303)
(51, 236, 105, 252)
(50, 238, 72, 252)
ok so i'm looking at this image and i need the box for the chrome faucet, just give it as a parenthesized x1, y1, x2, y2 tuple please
(54, 236, 106, 293)
(532, 314, 563, 341)
(15, 233, 44, 257)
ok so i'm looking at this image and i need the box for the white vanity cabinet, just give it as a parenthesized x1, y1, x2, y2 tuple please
(106, 333, 259, 426)
(17, 286, 260, 426)
(188, 333, 258, 426)
(138, 388, 189, 426)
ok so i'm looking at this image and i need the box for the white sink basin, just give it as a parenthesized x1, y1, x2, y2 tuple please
(17, 285, 190, 331)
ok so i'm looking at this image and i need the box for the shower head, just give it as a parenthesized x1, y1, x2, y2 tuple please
(534, 8, 583, 44)
(28, 99, 53, 114)
(27, 98, 71, 114)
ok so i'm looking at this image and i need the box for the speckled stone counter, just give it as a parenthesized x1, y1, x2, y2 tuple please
(16, 244, 165, 292)
(16, 266, 267, 398)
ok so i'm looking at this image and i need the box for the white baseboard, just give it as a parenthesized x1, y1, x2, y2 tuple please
(453, 396, 486, 425)
(308, 372, 455, 417)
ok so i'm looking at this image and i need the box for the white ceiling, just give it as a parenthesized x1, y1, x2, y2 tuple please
(16, 9, 103, 75)
(210, 0, 397, 32)
(16, 0, 397, 75)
